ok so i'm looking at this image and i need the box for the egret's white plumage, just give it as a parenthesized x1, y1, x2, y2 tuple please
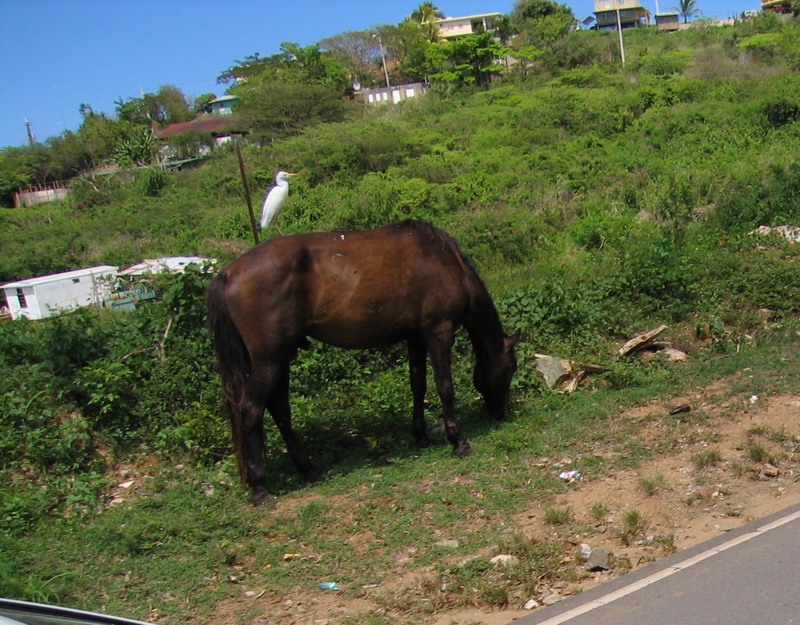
(260, 171, 296, 231)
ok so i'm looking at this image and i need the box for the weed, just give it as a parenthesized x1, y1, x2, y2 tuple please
(544, 506, 573, 526)
(731, 461, 751, 478)
(620, 509, 646, 545)
(480, 584, 509, 608)
(692, 449, 723, 469)
(590, 501, 609, 522)
(747, 443, 772, 464)
(655, 534, 677, 554)
(724, 504, 744, 517)
(639, 473, 667, 496)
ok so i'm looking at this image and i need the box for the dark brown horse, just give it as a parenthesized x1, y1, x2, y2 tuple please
(207, 220, 518, 504)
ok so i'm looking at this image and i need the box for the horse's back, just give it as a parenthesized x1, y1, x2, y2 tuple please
(219, 222, 474, 349)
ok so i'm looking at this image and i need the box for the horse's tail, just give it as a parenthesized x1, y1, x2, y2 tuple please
(207, 271, 249, 483)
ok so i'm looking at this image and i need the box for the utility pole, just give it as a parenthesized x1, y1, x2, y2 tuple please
(234, 140, 260, 246)
(614, 0, 626, 66)
(374, 31, 390, 88)
(24, 118, 36, 145)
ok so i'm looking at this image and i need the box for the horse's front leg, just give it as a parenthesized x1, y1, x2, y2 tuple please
(266, 363, 320, 482)
(428, 332, 472, 457)
(408, 338, 430, 448)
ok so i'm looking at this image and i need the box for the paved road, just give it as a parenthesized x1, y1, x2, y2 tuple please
(513, 502, 800, 625)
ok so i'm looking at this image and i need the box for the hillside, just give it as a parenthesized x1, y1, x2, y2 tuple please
(3, 18, 800, 625)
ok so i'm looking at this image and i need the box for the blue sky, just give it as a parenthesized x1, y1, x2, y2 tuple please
(0, 0, 762, 149)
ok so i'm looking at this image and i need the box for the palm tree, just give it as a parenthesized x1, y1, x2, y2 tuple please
(675, 0, 701, 23)
(410, 2, 444, 42)
(411, 2, 444, 23)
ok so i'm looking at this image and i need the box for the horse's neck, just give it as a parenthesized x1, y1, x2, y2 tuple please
(464, 289, 505, 359)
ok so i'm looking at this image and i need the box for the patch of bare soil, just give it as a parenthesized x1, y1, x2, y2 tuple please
(209, 379, 800, 625)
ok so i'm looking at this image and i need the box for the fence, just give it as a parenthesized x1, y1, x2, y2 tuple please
(14, 184, 69, 208)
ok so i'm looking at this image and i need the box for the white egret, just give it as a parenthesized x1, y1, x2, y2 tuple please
(259, 171, 297, 232)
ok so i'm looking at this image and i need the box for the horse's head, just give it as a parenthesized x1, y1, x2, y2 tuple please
(474, 331, 520, 420)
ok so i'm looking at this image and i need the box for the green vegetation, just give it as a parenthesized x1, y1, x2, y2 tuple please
(2, 10, 800, 625)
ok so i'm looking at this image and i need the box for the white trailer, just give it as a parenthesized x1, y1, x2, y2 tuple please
(1, 265, 118, 320)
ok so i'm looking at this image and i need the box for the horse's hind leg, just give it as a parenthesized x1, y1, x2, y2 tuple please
(239, 386, 271, 505)
(408, 338, 430, 448)
(266, 362, 319, 482)
(427, 331, 472, 457)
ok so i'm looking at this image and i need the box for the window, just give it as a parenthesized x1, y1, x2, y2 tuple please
(16, 288, 27, 309)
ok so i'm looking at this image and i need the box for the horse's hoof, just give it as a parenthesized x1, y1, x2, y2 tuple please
(453, 442, 473, 457)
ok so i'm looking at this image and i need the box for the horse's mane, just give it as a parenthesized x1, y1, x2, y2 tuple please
(392, 219, 480, 275)
(394, 220, 505, 345)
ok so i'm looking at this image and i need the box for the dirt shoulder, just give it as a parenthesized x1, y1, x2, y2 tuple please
(198, 372, 800, 625)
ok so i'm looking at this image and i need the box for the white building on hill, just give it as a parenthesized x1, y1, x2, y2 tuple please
(1, 265, 118, 320)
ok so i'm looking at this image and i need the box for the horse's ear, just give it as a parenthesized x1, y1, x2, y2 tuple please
(506, 330, 521, 347)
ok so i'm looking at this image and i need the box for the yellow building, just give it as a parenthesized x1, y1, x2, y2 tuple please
(762, 0, 793, 13)
(434, 12, 503, 39)
(594, 0, 649, 29)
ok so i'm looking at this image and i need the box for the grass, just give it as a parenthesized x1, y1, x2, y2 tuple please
(6, 323, 800, 623)
(544, 506, 573, 525)
(692, 449, 723, 470)
(590, 501, 609, 522)
(639, 473, 667, 496)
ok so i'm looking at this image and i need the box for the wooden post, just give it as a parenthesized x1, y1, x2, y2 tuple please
(235, 140, 259, 246)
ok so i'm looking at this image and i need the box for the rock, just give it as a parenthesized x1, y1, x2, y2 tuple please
(434, 539, 459, 549)
(760, 463, 779, 478)
(534, 354, 605, 392)
(750, 225, 800, 243)
(542, 592, 563, 606)
(662, 348, 688, 362)
(618, 325, 668, 357)
(585, 548, 611, 571)
(524, 599, 541, 610)
(534, 354, 573, 389)
(490, 554, 520, 567)
(574, 543, 592, 562)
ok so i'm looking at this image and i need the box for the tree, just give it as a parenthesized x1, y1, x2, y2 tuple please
(219, 43, 349, 93)
(319, 30, 385, 86)
(410, 2, 444, 42)
(384, 21, 435, 83)
(675, 0, 701, 23)
(115, 85, 193, 126)
(235, 80, 346, 142)
(512, 0, 575, 48)
(428, 31, 505, 89)
(217, 53, 277, 86)
(191, 93, 217, 115)
(114, 128, 157, 167)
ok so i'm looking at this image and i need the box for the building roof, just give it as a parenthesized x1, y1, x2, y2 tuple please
(118, 256, 214, 276)
(1, 266, 118, 290)
(434, 12, 502, 24)
(209, 95, 238, 104)
(156, 115, 243, 139)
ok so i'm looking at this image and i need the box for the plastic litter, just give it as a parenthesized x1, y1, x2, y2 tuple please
(558, 470, 582, 482)
(317, 582, 340, 591)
